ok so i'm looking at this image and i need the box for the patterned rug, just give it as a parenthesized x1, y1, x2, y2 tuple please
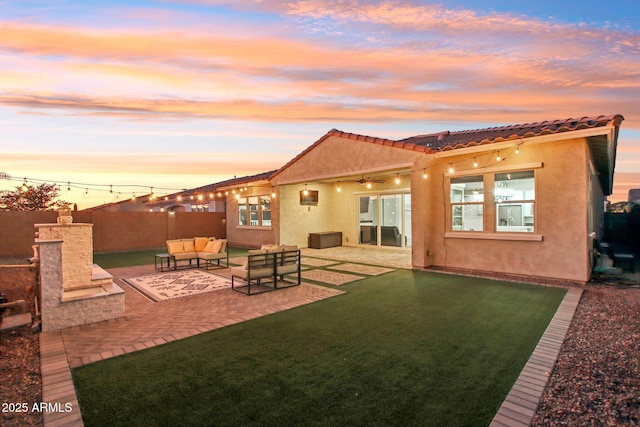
(123, 270, 232, 302)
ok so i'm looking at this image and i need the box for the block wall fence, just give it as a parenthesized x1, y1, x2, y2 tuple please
(0, 211, 226, 257)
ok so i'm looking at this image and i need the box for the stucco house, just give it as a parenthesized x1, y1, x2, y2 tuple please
(153, 114, 624, 284)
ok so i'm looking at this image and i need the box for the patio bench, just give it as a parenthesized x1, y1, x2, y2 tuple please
(231, 245, 301, 295)
(165, 237, 229, 270)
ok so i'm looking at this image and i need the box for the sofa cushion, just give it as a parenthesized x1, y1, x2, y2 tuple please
(277, 263, 299, 275)
(232, 266, 273, 280)
(167, 240, 184, 255)
(174, 252, 198, 261)
(194, 237, 209, 252)
(198, 251, 226, 261)
(182, 239, 196, 252)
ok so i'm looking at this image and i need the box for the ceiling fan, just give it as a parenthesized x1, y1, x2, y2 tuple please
(354, 175, 385, 184)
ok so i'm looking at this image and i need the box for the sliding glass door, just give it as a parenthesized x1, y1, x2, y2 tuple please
(358, 193, 410, 248)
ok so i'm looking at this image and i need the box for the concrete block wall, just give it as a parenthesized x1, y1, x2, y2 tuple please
(0, 211, 226, 256)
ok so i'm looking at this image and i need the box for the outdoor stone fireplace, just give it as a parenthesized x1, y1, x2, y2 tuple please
(36, 222, 125, 332)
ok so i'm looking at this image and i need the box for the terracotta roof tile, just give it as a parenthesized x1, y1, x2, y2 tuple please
(399, 114, 624, 151)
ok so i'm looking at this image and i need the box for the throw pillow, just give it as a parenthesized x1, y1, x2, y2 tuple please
(167, 241, 183, 255)
(211, 240, 223, 253)
(182, 239, 195, 252)
(194, 237, 209, 252)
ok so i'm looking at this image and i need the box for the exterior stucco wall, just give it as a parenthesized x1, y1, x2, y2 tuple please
(271, 135, 422, 185)
(225, 187, 279, 248)
(414, 137, 593, 283)
(277, 182, 352, 247)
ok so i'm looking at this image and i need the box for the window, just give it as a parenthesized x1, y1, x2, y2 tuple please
(495, 171, 535, 232)
(238, 195, 272, 227)
(450, 176, 484, 231)
(260, 196, 271, 226)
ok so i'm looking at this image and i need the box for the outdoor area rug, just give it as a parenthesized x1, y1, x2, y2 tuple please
(123, 270, 232, 302)
(328, 263, 395, 276)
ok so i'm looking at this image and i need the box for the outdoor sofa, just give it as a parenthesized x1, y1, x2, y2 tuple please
(231, 244, 301, 295)
(166, 237, 228, 270)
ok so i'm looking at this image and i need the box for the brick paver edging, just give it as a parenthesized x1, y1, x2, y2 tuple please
(39, 331, 84, 427)
(490, 286, 583, 427)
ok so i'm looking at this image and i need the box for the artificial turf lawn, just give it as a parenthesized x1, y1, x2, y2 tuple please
(72, 269, 566, 426)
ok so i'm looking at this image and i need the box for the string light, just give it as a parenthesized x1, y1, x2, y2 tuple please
(109, 185, 114, 198)
(496, 151, 501, 162)
(473, 158, 478, 168)
(423, 169, 428, 179)
(66, 182, 71, 195)
(21, 179, 28, 192)
(394, 174, 401, 184)
(515, 145, 520, 154)
(303, 184, 309, 196)
(448, 164, 454, 174)
(84, 188, 89, 198)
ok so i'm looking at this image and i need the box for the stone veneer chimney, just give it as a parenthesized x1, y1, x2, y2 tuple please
(36, 223, 94, 291)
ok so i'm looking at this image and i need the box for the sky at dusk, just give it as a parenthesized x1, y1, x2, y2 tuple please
(1, 0, 639, 208)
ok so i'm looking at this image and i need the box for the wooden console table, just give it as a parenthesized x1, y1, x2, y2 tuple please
(308, 232, 342, 249)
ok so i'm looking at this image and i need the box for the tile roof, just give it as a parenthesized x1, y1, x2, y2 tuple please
(397, 114, 624, 151)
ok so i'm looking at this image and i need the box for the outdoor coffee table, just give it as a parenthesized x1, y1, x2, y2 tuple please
(155, 253, 172, 272)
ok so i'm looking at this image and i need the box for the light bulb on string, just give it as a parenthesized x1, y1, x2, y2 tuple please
(473, 158, 478, 168)
(423, 169, 428, 179)
(109, 185, 114, 198)
(496, 152, 501, 162)
(66, 182, 71, 195)
(84, 188, 89, 198)
(448, 164, 454, 174)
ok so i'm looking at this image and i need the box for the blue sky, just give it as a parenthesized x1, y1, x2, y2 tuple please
(1, 0, 639, 207)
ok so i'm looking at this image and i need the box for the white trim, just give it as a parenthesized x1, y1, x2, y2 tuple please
(435, 125, 617, 158)
(445, 232, 543, 241)
(444, 162, 543, 177)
